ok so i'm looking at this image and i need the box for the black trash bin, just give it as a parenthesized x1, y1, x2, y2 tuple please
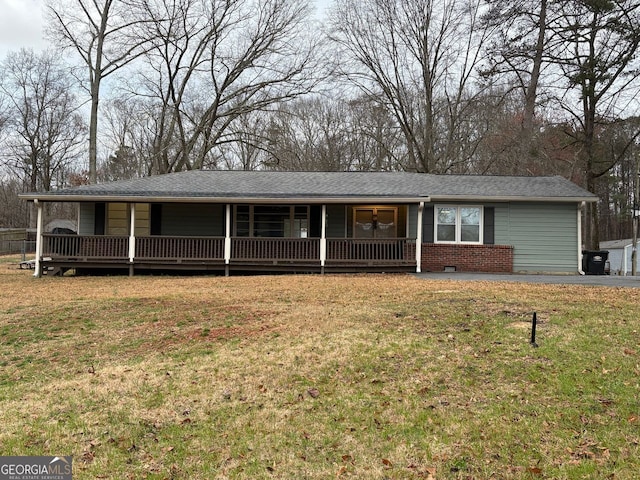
(582, 250, 609, 275)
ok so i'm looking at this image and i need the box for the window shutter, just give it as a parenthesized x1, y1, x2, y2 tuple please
(150, 204, 162, 236)
(423, 206, 434, 243)
(94, 203, 105, 235)
(309, 205, 322, 238)
(484, 207, 495, 244)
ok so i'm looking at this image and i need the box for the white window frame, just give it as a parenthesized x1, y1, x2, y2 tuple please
(434, 205, 483, 244)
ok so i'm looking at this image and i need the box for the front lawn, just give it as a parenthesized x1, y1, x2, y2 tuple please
(1, 264, 638, 479)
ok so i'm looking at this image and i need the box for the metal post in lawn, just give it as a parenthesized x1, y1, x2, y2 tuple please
(530, 312, 538, 348)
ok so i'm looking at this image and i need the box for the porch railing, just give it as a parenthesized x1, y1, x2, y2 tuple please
(42, 234, 129, 259)
(136, 236, 225, 260)
(40, 235, 416, 267)
(326, 238, 415, 263)
(232, 237, 320, 262)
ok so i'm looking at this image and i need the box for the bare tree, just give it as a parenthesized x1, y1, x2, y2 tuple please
(263, 98, 351, 171)
(482, 0, 556, 131)
(346, 96, 405, 171)
(0, 91, 8, 140)
(215, 95, 404, 172)
(98, 97, 148, 180)
(0, 176, 30, 227)
(0, 49, 86, 226)
(549, 0, 640, 248)
(329, 0, 494, 173)
(47, 0, 152, 183)
(218, 112, 269, 170)
(131, 0, 323, 174)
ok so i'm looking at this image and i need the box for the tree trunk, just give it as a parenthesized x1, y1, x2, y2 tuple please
(89, 81, 100, 184)
(522, 0, 546, 132)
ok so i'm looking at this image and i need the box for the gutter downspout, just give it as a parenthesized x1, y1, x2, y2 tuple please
(34, 199, 43, 278)
(578, 202, 585, 275)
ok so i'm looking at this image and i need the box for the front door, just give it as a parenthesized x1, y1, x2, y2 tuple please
(354, 208, 397, 239)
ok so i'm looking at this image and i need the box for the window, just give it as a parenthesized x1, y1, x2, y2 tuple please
(234, 205, 310, 237)
(435, 206, 482, 243)
(353, 207, 397, 239)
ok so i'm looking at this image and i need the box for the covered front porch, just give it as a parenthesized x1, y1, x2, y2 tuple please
(33, 201, 425, 276)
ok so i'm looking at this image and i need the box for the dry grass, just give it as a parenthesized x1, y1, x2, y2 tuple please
(1, 257, 639, 479)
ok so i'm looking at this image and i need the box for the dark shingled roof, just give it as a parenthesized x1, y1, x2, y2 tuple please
(22, 170, 597, 202)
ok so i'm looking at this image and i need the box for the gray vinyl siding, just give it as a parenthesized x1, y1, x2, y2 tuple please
(161, 204, 224, 236)
(494, 203, 578, 273)
(326, 205, 347, 237)
(78, 203, 95, 235)
(408, 204, 418, 238)
(397, 205, 408, 236)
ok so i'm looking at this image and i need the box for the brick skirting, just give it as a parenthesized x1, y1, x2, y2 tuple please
(421, 243, 513, 273)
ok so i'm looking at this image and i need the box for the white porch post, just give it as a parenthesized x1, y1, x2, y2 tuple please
(129, 203, 136, 276)
(34, 200, 44, 278)
(225, 204, 231, 276)
(320, 204, 327, 274)
(416, 201, 424, 273)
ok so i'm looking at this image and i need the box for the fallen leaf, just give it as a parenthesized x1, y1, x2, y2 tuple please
(307, 388, 320, 398)
(528, 466, 543, 476)
(336, 466, 347, 476)
(382, 458, 392, 468)
(424, 466, 437, 479)
(81, 451, 95, 463)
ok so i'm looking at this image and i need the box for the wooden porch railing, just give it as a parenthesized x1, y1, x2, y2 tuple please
(42, 234, 129, 259)
(40, 235, 416, 268)
(136, 236, 225, 260)
(326, 238, 415, 263)
(232, 237, 320, 262)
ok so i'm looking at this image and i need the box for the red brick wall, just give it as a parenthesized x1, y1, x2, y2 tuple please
(421, 243, 513, 273)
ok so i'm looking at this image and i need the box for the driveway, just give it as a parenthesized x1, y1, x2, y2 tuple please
(414, 272, 640, 288)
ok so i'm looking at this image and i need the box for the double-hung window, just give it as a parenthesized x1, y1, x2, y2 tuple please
(435, 206, 482, 244)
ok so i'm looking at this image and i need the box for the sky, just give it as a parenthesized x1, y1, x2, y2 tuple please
(0, 0, 331, 59)
(0, 0, 45, 58)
